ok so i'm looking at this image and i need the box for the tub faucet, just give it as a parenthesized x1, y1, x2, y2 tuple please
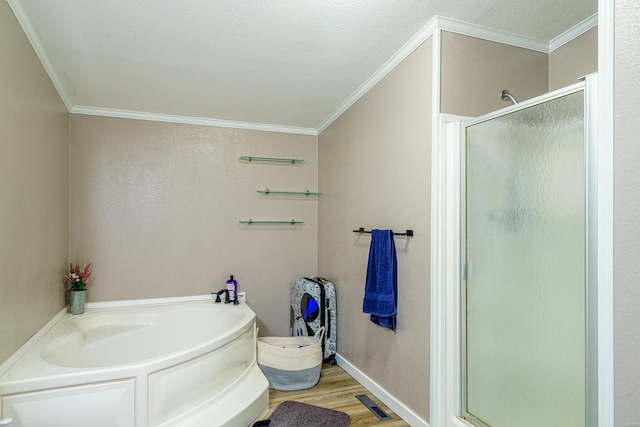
(213, 289, 229, 303)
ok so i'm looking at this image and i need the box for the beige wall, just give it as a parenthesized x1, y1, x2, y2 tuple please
(615, 0, 640, 424)
(69, 115, 317, 336)
(440, 31, 549, 117)
(1, 3, 622, 422)
(0, 3, 69, 363)
(318, 38, 433, 421)
(549, 27, 598, 91)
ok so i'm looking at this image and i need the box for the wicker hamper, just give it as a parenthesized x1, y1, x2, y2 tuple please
(257, 327, 324, 391)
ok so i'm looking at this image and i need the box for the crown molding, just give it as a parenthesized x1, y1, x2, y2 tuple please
(7, 0, 73, 110)
(549, 13, 598, 52)
(71, 106, 318, 136)
(316, 15, 552, 134)
(435, 16, 549, 53)
(315, 16, 440, 134)
(9, 0, 596, 137)
(8, 0, 318, 136)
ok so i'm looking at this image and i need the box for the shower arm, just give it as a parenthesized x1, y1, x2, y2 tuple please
(501, 89, 518, 104)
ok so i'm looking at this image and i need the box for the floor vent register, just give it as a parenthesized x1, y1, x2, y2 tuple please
(355, 394, 393, 421)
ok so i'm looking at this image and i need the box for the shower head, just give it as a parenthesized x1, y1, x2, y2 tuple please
(501, 89, 518, 104)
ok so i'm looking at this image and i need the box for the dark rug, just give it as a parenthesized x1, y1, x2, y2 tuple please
(266, 400, 351, 427)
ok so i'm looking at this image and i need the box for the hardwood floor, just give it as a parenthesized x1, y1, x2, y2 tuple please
(264, 363, 410, 426)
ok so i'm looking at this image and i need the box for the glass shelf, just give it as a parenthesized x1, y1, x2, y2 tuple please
(239, 219, 304, 225)
(257, 189, 320, 196)
(239, 156, 304, 164)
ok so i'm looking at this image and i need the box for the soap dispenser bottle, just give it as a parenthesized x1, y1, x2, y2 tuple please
(225, 275, 238, 303)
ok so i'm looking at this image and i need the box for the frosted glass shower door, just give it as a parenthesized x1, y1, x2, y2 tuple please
(463, 90, 585, 427)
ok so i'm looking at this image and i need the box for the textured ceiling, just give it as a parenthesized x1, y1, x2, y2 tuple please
(9, 0, 597, 133)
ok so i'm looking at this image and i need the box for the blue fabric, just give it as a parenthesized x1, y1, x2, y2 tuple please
(304, 298, 319, 321)
(362, 229, 397, 331)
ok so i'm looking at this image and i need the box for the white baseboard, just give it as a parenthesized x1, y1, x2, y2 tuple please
(335, 353, 430, 427)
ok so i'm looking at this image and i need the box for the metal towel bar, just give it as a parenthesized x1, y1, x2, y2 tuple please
(353, 227, 413, 237)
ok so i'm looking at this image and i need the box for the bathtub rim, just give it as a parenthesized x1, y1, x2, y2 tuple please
(0, 294, 268, 426)
(0, 294, 242, 380)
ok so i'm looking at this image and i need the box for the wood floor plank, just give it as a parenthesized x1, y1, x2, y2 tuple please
(264, 363, 410, 426)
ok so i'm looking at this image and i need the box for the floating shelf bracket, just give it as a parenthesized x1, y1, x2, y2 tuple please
(257, 189, 320, 196)
(239, 156, 304, 164)
(240, 219, 304, 225)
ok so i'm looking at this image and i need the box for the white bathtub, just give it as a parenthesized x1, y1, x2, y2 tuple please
(0, 295, 269, 427)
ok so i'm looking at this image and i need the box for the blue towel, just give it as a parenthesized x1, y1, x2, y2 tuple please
(362, 229, 397, 331)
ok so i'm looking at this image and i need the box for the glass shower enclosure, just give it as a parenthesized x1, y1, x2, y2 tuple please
(461, 85, 591, 427)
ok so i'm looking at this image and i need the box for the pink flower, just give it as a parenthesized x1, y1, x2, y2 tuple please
(65, 262, 92, 291)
